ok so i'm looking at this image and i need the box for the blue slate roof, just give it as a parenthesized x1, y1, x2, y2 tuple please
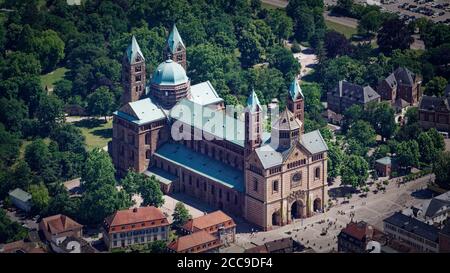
(144, 167, 177, 185)
(246, 90, 262, 112)
(167, 24, 185, 54)
(154, 142, 244, 192)
(299, 130, 329, 155)
(151, 59, 188, 86)
(289, 78, 303, 100)
(255, 130, 328, 169)
(170, 99, 246, 147)
(189, 81, 224, 106)
(383, 212, 439, 242)
(9, 188, 31, 202)
(376, 156, 392, 166)
(126, 36, 145, 64)
(114, 98, 166, 125)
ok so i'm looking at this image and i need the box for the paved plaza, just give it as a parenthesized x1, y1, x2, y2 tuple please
(227, 174, 434, 253)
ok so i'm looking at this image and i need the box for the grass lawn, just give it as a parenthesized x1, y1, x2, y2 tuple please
(325, 20, 357, 39)
(72, 119, 113, 151)
(40, 67, 69, 91)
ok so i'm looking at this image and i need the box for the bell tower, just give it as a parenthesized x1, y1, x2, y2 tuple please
(287, 78, 304, 133)
(244, 90, 263, 157)
(164, 24, 187, 70)
(121, 36, 146, 105)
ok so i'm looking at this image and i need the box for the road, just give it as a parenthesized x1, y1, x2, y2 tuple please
(261, 0, 288, 8)
(227, 174, 434, 253)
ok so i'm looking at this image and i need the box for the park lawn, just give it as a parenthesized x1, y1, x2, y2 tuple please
(325, 20, 357, 39)
(40, 67, 69, 91)
(73, 119, 113, 151)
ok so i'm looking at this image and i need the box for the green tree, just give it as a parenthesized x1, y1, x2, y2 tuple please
(358, 10, 383, 35)
(36, 94, 65, 134)
(367, 102, 397, 141)
(417, 131, 436, 164)
(267, 46, 300, 81)
(82, 148, 116, 191)
(24, 139, 60, 184)
(324, 31, 353, 58)
(266, 10, 294, 43)
(434, 152, 450, 189)
(0, 124, 21, 169)
(238, 30, 264, 68)
(347, 120, 376, 147)
(87, 87, 115, 122)
(138, 175, 164, 208)
(0, 98, 28, 133)
(377, 18, 414, 54)
(172, 202, 192, 229)
(405, 107, 419, 124)
(424, 76, 448, 97)
(51, 124, 86, 154)
(79, 184, 131, 225)
(29, 183, 50, 215)
(328, 145, 344, 179)
(0, 210, 28, 243)
(341, 155, 369, 188)
(396, 140, 420, 170)
(54, 79, 73, 103)
(318, 56, 366, 92)
(31, 30, 65, 72)
(427, 128, 445, 152)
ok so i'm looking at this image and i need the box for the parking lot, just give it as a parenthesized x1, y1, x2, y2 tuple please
(324, 0, 450, 25)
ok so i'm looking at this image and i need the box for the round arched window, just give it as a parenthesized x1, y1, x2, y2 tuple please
(292, 172, 302, 183)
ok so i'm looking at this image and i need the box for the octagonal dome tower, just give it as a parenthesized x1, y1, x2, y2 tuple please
(150, 59, 190, 108)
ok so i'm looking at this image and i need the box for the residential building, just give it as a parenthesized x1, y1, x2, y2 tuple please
(337, 221, 383, 253)
(8, 188, 32, 212)
(439, 220, 450, 253)
(102, 206, 170, 249)
(167, 230, 222, 253)
(409, 191, 450, 227)
(0, 240, 46, 253)
(338, 220, 417, 253)
(383, 212, 440, 252)
(327, 80, 380, 114)
(39, 214, 83, 244)
(375, 156, 392, 177)
(418, 95, 450, 134)
(377, 67, 422, 105)
(182, 210, 236, 245)
(110, 26, 329, 230)
(244, 237, 299, 253)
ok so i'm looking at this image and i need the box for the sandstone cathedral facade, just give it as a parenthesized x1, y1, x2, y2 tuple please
(111, 25, 328, 230)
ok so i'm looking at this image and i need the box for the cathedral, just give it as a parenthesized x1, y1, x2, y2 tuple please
(111, 25, 329, 230)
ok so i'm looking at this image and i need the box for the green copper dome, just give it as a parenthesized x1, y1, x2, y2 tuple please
(151, 59, 188, 86)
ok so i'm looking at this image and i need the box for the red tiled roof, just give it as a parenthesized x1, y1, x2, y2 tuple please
(105, 206, 168, 230)
(183, 210, 235, 232)
(168, 230, 220, 252)
(341, 221, 375, 241)
(40, 214, 82, 235)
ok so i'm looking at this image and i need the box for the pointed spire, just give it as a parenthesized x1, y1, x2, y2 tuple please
(246, 89, 261, 112)
(289, 78, 303, 100)
(168, 24, 185, 54)
(126, 35, 145, 64)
